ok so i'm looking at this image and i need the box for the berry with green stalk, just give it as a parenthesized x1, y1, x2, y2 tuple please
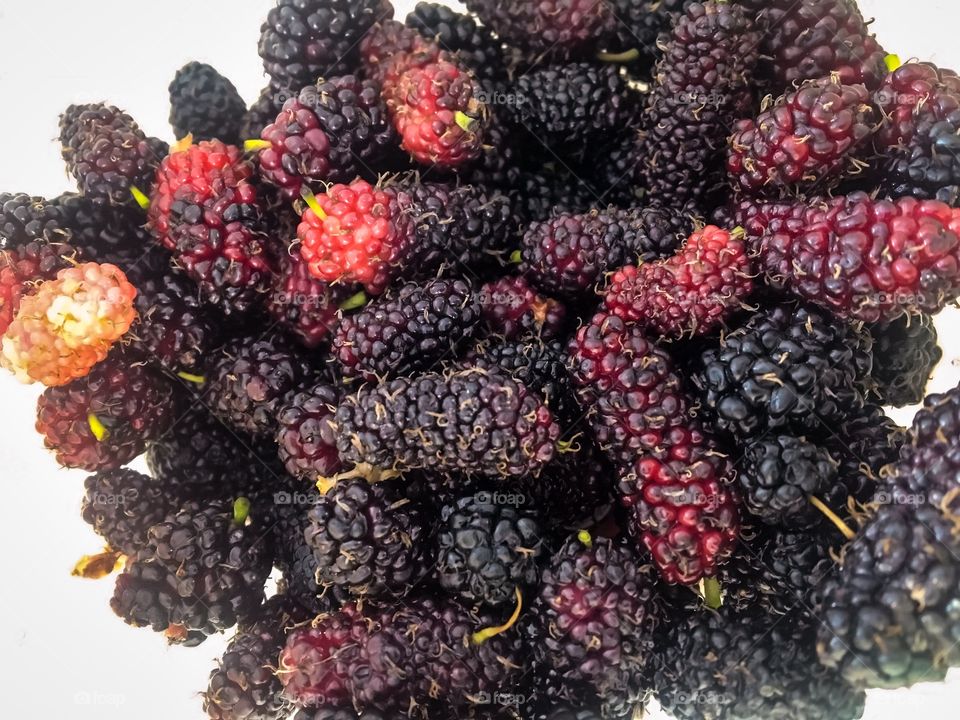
(266, 248, 365, 349)
(332, 277, 481, 381)
(526, 531, 664, 713)
(297, 181, 416, 296)
(148, 137, 254, 251)
(58, 102, 161, 208)
(382, 59, 488, 168)
(35, 354, 175, 471)
(111, 497, 273, 646)
(252, 75, 396, 199)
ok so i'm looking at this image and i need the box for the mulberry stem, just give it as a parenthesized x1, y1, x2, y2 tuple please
(809, 495, 855, 540)
(472, 587, 522, 644)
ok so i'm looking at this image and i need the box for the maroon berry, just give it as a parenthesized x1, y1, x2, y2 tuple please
(728, 77, 875, 194)
(36, 355, 176, 471)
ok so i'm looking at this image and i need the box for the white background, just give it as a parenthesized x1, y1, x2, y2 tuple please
(0, 0, 958, 717)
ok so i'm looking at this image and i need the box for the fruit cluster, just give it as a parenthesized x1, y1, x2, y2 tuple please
(3, 1, 959, 719)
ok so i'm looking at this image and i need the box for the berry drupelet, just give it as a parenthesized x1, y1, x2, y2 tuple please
(35, 355, 175, 471)
(655, 606, 865, 720)
(528, 533, 664, 707)
(81, 468, 177, 556)
(505, 63, 638, 162)
(257, 76, 395, 198)
(129, 267, 222, 374)
(203, 594, 309, 720)
(332, 277, 480, 382)
(306, 477, 433, 597)
(334, 366, 561, 478)
(2, 261, 137, 386)
(752, 0, 888, 93)
(266, 249, 358, 349)
(59, 102, 161, 206)
(868, 313, 942, 407)
(755, 192, 960, 322)
(111, 498, 273, 646)
(276, 382, 341, 481)
(874, 61, 960, 202)
(727, 77, 875, 195)
(297, 178, 415, 296)
(168, 62, 246, 144)
(478, 276, 567, 342)
(602, 225, 753, 340)
(258, 0, 394, 89)
(405, 2, 507, 84)
(205, 333, 320, 438)
(693, 303, 872, 439)
(436, 493, 544, 607)
(520, 210, 627, 302)
(737, 434, 839, 528)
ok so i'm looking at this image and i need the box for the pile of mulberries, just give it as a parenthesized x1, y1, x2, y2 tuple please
(7, 1, 960, 719)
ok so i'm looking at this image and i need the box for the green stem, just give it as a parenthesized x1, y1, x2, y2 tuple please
(597, 48, 640, 63)
(233, 497, 251, 526)
(339, 291, 368, 312)
(809, 496, 855, 540)
(702, 577, 722, 610)
(472, 588, 522, 644)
